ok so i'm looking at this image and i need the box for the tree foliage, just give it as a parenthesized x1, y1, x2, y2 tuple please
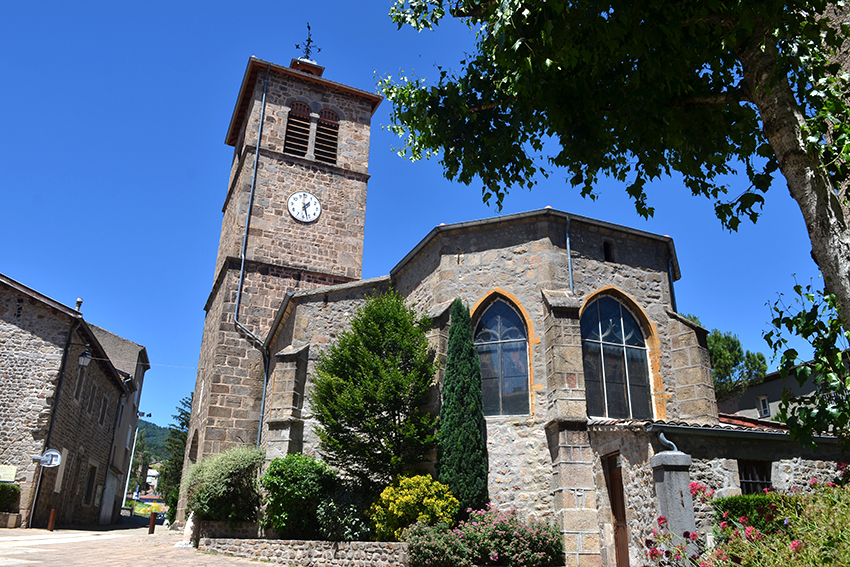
(683, 315, 768, 402)
(382, 0, 850, 331)
(311, 290, 438, 492)
(438, 298, 489, 516)
(158, 393, 192, 523)
(765, 282, 850, 449)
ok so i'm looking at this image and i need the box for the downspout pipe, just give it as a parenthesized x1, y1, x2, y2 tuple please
(667, 256, 678, 313)
(30, 318, 81, 527)
(233, 64, 272, 447)
(565, 217, 574, 294)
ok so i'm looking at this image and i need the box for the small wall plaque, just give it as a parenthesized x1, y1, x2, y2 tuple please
(0, 465, 17, 482)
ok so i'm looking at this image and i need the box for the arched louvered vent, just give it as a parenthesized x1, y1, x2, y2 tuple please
(284, 101, 311, 158)
(315, 109, 339, 164)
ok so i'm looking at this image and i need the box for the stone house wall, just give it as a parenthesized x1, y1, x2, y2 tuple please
(33, 325, 121, 527)
(0, 287, 68, 526)
(0, 283, 123, 528)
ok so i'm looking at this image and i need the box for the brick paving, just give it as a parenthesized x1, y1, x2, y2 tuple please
(0, 517, 257, 567)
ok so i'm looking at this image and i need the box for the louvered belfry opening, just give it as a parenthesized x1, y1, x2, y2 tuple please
(314, 109, 339, 164)
(284, 101, 311, 158)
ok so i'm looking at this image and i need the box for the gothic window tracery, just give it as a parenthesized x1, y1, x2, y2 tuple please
(580, 296, 652, 419)
(474, 298, 529, 416)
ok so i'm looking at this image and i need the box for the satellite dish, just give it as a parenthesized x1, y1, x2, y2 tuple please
(34, 450, 62, 468)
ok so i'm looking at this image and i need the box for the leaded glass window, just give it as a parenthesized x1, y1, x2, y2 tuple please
(474, 299, 529, 416)
(580, 296, 652, 419)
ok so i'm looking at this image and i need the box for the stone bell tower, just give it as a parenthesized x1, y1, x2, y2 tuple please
(180, 56, 381, 516)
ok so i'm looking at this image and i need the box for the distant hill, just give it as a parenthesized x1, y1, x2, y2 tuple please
(137, 420, 169, 462)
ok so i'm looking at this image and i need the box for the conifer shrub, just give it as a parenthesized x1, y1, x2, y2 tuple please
(183, 446, 264, 523)
(367, 474, 459, 541)
(311, 290, 437, 492)
(0, 483, 20, 513)
(438, 298, 489, 518)
(261, 454, 336, 539)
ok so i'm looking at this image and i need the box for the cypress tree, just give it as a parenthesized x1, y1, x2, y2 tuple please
(438, 298, 489, 516)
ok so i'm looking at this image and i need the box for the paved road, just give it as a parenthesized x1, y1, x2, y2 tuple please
(0, 518, 257, 567)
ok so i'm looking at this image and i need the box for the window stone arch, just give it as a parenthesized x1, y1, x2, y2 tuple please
(473, 296, 530, 416)
(580, 294, 654, 419)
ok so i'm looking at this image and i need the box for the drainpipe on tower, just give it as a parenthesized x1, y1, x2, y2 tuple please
(233, 64, 272, 448)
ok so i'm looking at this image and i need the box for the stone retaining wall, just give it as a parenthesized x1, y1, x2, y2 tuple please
(198, 538, 409, 567)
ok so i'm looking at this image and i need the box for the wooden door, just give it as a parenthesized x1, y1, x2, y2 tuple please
(605, 454, 630, 567)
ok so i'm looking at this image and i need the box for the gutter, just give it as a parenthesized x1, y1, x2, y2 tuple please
(232, 64, 272, 448)
(645, 422, 840, 444)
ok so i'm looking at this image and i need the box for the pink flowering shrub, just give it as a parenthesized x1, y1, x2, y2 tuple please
(689, 482, 715, 504)
(644, 481, 850, 566)
(405, 505, 562, 567)
(642, 520, 707, 567)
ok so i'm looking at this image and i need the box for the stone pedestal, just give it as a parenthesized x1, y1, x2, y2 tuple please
(651, 451, 696, 540)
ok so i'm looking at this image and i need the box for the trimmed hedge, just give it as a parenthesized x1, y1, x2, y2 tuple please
(0, 483, 20, 513)
(712, 493, 782, 534)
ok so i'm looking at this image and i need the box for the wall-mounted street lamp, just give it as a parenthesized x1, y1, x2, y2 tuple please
(78, 345, 92, 368)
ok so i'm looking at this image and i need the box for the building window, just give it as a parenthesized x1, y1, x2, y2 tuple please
(757, 396, 770, 418)
(98, 396, 108, 426)
(283, 101, 311, 158)
(474, 298, 529, 416)
(83, 465, 97, 505)
(581, 296, 652, 419)
(739, 460, 772, 494)
(86, 385, 98, 414)
(314, 109, 339, 164)
(73, 367, 86, 401)
(603, 241, 615, 262)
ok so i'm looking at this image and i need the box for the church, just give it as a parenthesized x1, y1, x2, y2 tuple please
(181, 55, 841, 567)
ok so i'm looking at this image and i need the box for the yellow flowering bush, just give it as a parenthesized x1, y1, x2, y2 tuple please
(367, 474, 459, 541)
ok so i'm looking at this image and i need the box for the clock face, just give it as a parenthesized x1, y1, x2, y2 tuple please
(287, 191, 322, 223)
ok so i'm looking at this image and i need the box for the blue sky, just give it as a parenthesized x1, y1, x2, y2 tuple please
(0, 2, 820, 427)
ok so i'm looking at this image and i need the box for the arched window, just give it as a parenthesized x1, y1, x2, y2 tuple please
(474, 298, 529, 416)
(580, 296, 652, 419)
(314, 109, 339, 164)
(188, 430, 199, 463)
(283, 101, 311, 158)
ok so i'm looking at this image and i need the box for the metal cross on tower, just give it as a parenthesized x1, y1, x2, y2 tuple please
(295, 22, 321, 60)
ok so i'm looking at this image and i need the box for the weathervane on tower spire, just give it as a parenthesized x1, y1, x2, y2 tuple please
(295, 22, 321, 60)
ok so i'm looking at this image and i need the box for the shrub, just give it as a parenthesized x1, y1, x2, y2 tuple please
(438, 298, 489, 518)
(405, 522, 472, 567)
(183, 446, 264, 523)
(713, 484, 850, 566)
(0, 483, 20, 513)
(261, 454, 336, 539)
(712, 493, 781, 536)
(311, 290, 437, 492)
(368, 474, 459, 541)
(316, 485, 373, 541)
(405, 505, 563, 567)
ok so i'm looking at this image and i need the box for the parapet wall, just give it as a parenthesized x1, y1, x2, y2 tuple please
(198, 537, 409, 567)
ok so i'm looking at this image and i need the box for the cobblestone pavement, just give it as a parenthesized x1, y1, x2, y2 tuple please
(0, 518, 257, 567)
